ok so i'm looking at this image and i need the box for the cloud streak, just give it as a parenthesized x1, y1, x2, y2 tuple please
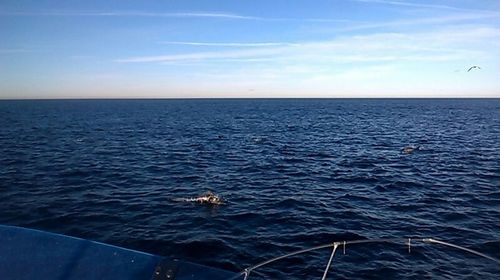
(332, 12, 500, 32)
(0, 10, 259, 19)
(0, 10, 355, 22)
(118, 25, 500, 64)
(117, 48, 285, 63)
(353, 0, 498, 13)
(159, 41, 301, 47)
(0, 48, 34, 53)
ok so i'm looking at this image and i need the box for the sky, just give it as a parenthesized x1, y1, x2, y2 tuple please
(1, 0, 500, 99)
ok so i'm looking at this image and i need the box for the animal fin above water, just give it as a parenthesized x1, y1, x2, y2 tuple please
(172, 197, 197, 202)
(401, 145, 421, 154)
(173, 192, 224, 205)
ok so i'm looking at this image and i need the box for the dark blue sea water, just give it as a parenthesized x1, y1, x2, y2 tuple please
(0, 99, 499, 279)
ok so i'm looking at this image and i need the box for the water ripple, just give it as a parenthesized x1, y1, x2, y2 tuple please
(0, 99, 499, 279)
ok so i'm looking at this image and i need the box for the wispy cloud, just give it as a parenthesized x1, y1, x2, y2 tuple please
(0, 10, 259, 19)
(0, 10, 355, 22)
(0, 48, 34, 53)
(117, 48, 286, 63)
(159, 41, 301, 47)
(333, 12, 500, 32)
(353, 0, 498, 13)
(117, 25, 500, 64)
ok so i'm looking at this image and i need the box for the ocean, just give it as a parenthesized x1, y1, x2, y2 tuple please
(0, 99, 499, 279)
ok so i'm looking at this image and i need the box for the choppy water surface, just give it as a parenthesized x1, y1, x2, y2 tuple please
(0, 99, 499, 279)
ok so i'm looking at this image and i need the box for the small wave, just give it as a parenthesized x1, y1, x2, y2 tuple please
(389, 180, 425, 189)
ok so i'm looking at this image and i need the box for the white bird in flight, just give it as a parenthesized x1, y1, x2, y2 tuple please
(467, 66, 481, 72)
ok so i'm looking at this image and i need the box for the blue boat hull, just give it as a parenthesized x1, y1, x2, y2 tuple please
(0, 225, 240, 280)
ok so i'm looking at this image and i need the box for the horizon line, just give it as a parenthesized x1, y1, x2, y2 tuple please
(1, 97, 499, 101)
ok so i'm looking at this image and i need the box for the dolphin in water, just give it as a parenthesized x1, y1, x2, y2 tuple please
(173, 191, 224, 205)
(401, 145, 421, 154)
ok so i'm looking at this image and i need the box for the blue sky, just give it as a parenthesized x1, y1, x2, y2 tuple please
(1, 0, 499, 98)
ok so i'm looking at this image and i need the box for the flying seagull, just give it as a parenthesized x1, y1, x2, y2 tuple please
(467, 66, 481, 72)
